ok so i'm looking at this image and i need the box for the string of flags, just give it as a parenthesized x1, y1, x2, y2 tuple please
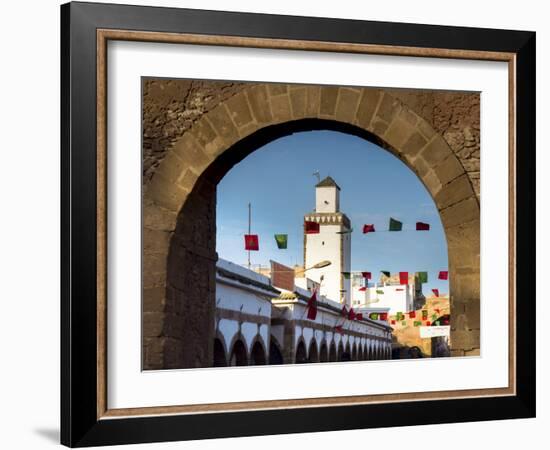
(244, 217, 435, 252)
(362, 218, 431, 233)
(304, 285, 449, 330)
(341, 270, 449, 284)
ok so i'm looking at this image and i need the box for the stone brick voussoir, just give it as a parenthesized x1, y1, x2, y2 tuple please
(288, 86, 308, 119)
(334, 87, 361, 123)
(319, 86, 339, 117)
(204, 104, 240, 149)
(435, 174, 476, 210)
(440, 196, 479, 230)
(419, 134, 453, 167)
(224, 92, 255, 130)
(436, 154, 467, 185)
(269, 91, 292, 123)
(245, 85, 273, 125)
(355, 89, 381, 129)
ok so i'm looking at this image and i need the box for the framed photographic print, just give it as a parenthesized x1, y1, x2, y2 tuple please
(61, 1, 536, 447)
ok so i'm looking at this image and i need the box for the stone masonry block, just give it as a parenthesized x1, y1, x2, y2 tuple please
(245, 85, 273, 124)
(435, 154, 466, 185)
(422, 170, 442, 198)
(268, 84, 288, 96)
(384, 117, 416, 150)
(172, 133, 212, 172)
(435, 174, 475, 210)
(420, 134, 453, 167)
(319, 86, 339, 116)
(440, 196, 479, 228)
(142, 202, 177, 232)
(205, 104, 240, 146)
(143, 286, 167, 313)
(355, 89, 381, 129)
(146, 173, 189, 213)
(451, 329, 480, 351)
(401, 131, 428, 161)
(334, 88, 361, 123)
(305, 86, 321, 116)
(269, 93, 292, 123)
(143, 311, 165, 338)
(375, 93, 402, 123)
(224, 93, 255, 129)
(289, 87, 307, 118)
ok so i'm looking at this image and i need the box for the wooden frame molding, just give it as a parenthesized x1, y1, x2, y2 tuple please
(96, 29, 516, 420)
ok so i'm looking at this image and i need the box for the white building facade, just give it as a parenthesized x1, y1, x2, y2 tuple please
(304, 177, 351, 306)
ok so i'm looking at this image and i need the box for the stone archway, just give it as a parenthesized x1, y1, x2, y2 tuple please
(142, 83, 480, 369)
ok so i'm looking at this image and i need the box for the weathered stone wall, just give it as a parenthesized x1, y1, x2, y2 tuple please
(387, 89, 480, 198)
(142, 80, 481, 369)
(143, 79, 248, 184)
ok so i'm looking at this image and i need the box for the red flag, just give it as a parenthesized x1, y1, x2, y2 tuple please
(244, 234, 259, 251)
(426, 321, 431, 326)
(380, 313, 388, 321)
(305, 221, 320, 234)
(416, 222, 430, 231)
(432, 289, 439, 297)
(362, 224, 375, 234)
(408, 311, 416, 319)
(358, 286, 367, 291)
(399, 271, 409, 285)
(307, 289, 318, 320)
(348, 308, 356, 320)
(391, 320, 396, 325)
(438, 271, 448, 280)
(356, 313, 363, 320)
(362, 271, 372, 279)
(334, 325, 344, 335)
(341, 305, 348, 317)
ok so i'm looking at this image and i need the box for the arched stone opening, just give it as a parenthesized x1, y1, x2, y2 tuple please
(250, 340, 267, 365)
(329, 342, 337, 362)
(319, 342, 329, 363)
(213, 337, 227, 367)
(229, 339, 247, 366)
(142, 84, 480, 369)
(295, 339, 307, 364)
(308, 340, 319, 363)
(269, 339, 284, 365)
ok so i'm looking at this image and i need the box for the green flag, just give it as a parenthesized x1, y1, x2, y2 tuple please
(389, 217, 403, 231)
(274, 234, 288, 249)
(432, 313, 438, 321)
(341, 272, 351, 279)
(414, 321, 422, 327)
(370, 313, 379, 320)
(417, 271, 428, 283)
(396, 311, 404, 321)
(381, 271, 390, 278)
(376, 289, 384, 294)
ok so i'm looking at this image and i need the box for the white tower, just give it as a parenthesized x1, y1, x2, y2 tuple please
(304, 177, 352, 306)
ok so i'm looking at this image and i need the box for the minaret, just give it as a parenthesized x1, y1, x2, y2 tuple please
(304, 176, 352, 306)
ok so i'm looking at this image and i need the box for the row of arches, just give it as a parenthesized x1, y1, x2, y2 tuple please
(213, 336, 391, 367)
(295, 338, 391, 364)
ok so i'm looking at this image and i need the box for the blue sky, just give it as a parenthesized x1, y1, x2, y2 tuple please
(216, 130, 449, 294)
